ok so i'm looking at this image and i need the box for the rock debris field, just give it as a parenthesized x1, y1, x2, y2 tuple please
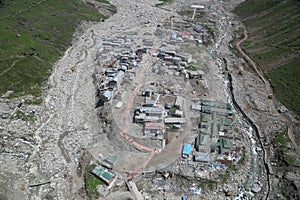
(1, 0, 299, 200)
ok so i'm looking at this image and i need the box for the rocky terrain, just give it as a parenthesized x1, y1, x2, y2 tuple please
(0, 0, 299, 199)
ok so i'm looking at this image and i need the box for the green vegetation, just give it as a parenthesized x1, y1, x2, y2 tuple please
(239, 146, 247, 165)
(218, 166, 237, 183)
(24, 98, 43, 105)
(197, 180, 217, 192)
(0, 0, 115, 98)
(274, 131, 291, 146)
(185, 65, 198, 71)
(234, 0, 300, 116)
(85, 164, 104, 198)
(273, 131, 300, 166)
(234, 0, 282, 18)
(14, 110, 35, 122)
(284, 154, 296, 165)
(266, 60, 300, 116)
(155, 0, 173, 7)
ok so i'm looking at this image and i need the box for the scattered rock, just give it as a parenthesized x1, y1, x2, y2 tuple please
(225, 190, 234, 196)
(251, 183, 261, 193)
(19, 183, 25, 191)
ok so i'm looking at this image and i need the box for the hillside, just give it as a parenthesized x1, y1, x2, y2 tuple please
(234, 0, 300, 116)
(0, 0, 115, 98)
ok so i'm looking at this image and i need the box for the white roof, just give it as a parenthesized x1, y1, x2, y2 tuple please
(191, 5, 205, 9)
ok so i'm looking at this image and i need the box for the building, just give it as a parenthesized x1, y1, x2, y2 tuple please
(188, 70, 204, 79)
(173, 57, 181, 65)
(105, 70, 116, 77)
(182, 143, 192, 158)
(201, 100, 232, 110)
(108, 70, 125, 87)
(134, 113, 161, 123)
(174, 96, 184, 109)
(211, 138, 233, 154)
(191, 104, 202, 111)
(143, 99, 155, 107)
(143, 39, 154, 46)
(118, 65, 127, 72)
(195, 133, 210, 151)
(145, 88, 153, 97)
(99, 90, 113, 102)
(177, 53, 192, 63)
(144, 122, 164, 139)
(164, 117, 186, 124)
(194, 153, 210, 162)
(101, 155, 118, 169)
(169, 109, 183, 117)
(137, 106, 164, 116)
(194, 25, 205, 33)
(91, 166, 117, 186)
(165, 103, 172, 109)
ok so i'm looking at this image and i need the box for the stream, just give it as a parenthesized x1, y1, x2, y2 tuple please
(209, 4, 269, 199)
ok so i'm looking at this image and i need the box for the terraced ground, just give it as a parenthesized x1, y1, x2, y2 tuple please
(234, 0, 300, 116)
(0, 0, 115, 98)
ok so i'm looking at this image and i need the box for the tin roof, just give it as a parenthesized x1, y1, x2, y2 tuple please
(182, 143, 192, 155)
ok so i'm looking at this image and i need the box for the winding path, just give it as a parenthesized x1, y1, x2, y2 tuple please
(236, 28, 269, 86)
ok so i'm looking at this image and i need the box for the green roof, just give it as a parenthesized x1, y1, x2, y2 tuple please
(220, 138, 233, 149)
(222, 117, 233, 126)
(102, 171, 115, 181)
(211, 138, 233, 152)
(92, 166, 116, 183)
(201, 100, 232, 110)
(104, 155, 118, 165)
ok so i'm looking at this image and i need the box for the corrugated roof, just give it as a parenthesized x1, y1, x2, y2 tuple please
(112, 70, 124, 83)
(92, 166, 116, 184)
(182, 143, 192, 155)
(145, 122, 164, 128)
(194, 153, 210, 162)
(165, 117, 186, 124)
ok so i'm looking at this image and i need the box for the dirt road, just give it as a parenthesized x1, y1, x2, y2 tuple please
(236, 28, 269, 86)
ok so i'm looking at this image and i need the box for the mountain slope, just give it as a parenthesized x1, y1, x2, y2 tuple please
(234, 0, 300, 116)
(0, 0, 115, 98)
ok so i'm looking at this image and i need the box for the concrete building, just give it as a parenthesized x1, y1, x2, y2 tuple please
(164, 117, 186, 124)
(101, 155, 118, 169)
(144, 88, 153, 97)
(91, 166, 117, 186)
(194, 153, 210, 162)
(211, 138, 233, 154)
(99, 90, 113, 102)
(194, 25, 205, 33)
(137, 106, 164, 116)
(195, 133, 210, 151)
(174, 96, 184, 109)
(182, 143, 192, 158)
(134, 113, 161, 123)
(169, 109, 183, 117)
(144, 122, 164, 139)
(108, 70, 125, 87)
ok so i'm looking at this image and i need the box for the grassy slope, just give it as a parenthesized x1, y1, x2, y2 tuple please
(234, 0, 300, 116)
(0, 0, 114, 98)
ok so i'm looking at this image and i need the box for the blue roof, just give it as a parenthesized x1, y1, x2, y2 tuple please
(194, 25, 204, 30)
(182, 143, 192, 155)
(194, 188, 201, 195)
(182, 195, 187, 200)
